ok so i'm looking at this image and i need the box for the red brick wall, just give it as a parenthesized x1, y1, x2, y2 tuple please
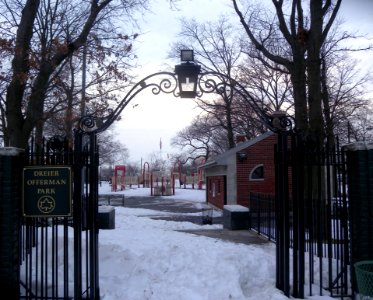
(236, 135, 277, 207)
(206, 176, 226, 209)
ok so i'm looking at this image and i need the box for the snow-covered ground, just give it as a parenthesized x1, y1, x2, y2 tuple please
(97, 182, 334, 300)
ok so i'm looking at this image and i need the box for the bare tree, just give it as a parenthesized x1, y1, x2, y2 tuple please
(233, 0, 343, 138)
(317, 20, 373, 141)
(173, 15, 296, 151)
(40, 26, 137, 146)
(98, 130, 129, 167)
(147, 151, 168, 173)
(231, 94, 268, 138)
(238, 56, 293, 113)
(0, 0, 148, 148)
(322, 56, 372, 140)
(350, 107, 373, 142)
(171, 114, 225, 163)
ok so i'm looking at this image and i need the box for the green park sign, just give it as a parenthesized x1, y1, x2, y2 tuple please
(23, 166, 72, 217)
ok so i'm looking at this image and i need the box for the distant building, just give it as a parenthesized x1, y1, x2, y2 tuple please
(201, 132, 277, 209)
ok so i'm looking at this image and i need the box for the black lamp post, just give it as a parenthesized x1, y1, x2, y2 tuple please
(174, 50, 201, 98)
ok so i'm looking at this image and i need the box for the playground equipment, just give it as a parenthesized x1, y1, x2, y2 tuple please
(142, 162, 150, 187)
(197, 167, 203, 189)
(173, 161, 182, 188)
(169, 161, 206, 190)
(150, 172, 175, 196)
(108, 160, 206, 194)
(112, 165, 125, 192)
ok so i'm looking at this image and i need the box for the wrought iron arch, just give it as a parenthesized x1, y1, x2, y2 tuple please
(76, 62, 295, 135)
(69, 49, 299, 300)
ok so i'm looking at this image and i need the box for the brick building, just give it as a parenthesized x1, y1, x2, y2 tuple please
(201, 132, 277, 209)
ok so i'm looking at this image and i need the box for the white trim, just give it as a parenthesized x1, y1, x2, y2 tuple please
(249, 164, 264, 181)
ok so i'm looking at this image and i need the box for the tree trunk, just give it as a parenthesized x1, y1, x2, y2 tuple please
(5, 0, 40, 148)
(34, 119, 44, 161)
(65, 90, 74, 148)
(307, 1, 324, 140)
(5, 0, 111, 148)
(290, 54, 308, 133)
(321, 59, 335, 144)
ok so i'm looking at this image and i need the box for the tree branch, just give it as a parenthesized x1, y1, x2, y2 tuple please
(232, 0, 291, 68)
(322, 0, 342, 44)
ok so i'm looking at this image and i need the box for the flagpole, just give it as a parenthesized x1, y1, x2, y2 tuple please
(159, 137, 162, 158)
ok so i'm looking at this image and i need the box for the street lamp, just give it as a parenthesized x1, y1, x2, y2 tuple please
(174, 50, 201, 98)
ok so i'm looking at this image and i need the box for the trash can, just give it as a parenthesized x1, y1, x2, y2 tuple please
(98, 206, 115, 229)
(201, 207, 213, 225)
(354, 261, 373, 299)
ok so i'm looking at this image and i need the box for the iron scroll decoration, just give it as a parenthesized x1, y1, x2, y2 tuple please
(195, 71, 295, 133)
(77, 69, 295, 134)
(77, 71, 179, 134)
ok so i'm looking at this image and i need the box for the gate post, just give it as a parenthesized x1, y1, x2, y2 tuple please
(343, 142, 373, 295)
(275, 131, 291, 297)
(0, 147, 24, 299)
(73, 130, 100, 299)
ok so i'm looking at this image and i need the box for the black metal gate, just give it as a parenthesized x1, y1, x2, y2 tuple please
(275, 132, 351, 299)
(16, 68, 193, 300)
(20, 131, 100, 300)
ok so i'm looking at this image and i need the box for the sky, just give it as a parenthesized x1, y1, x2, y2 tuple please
(22, 182, 340, 300)
(111, 0, 373, 165)
(112, 0, 230, 165)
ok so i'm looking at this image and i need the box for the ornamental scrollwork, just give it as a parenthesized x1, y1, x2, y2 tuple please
(148, 76, 178, 97)
(77, 72, 178, 134)
(270, 113, 296, 133)
(196, 72, 295, 133)
(197, 73, 233, 97)
(76, 69, 295, 134)
(78, 114, 96, 133)
(77, 108, 114, 133)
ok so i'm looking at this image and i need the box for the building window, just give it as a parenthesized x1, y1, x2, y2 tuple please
(250, 164, 264, 181)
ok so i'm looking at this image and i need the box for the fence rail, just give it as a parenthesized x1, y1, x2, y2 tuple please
(252, 133, 351, 299)
(249, 190, 351, 298)
(249, 193, 276, 241)
(19, 133, 100, 299)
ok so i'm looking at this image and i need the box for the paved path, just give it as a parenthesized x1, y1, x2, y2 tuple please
(99, 194, 270, 246)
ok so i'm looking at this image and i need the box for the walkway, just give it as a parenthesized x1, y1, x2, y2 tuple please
(99, 194, 270, 246)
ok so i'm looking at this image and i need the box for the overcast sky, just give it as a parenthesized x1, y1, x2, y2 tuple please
(111, 0, 373, 166)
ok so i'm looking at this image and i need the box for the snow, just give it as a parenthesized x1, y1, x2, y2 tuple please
(97, 182, 334, 300)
